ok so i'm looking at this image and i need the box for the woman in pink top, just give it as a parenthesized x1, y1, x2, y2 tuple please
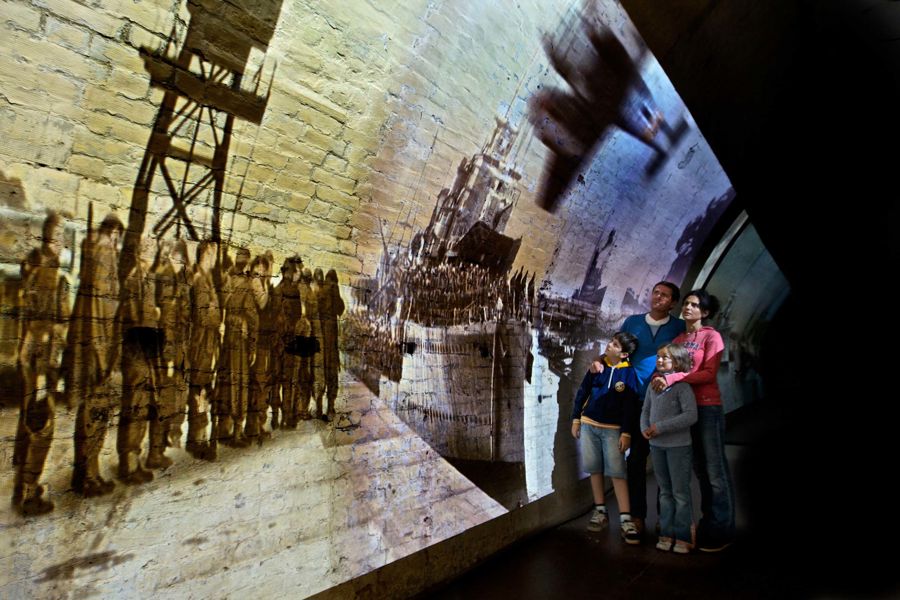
(650, 289, 735, 552)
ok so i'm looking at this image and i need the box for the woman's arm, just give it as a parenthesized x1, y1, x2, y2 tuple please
(663, 330, 724, 387)
(663, 349, 722, 386)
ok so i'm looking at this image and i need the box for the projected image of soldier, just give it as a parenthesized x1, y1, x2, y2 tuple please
(116, 236, 163, 484)
(12, 211, 71, 515)
(186, 239, 220, 461)
(69, 214, 123, 498)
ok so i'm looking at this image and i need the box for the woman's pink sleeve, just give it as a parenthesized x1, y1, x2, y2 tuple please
(663, 331, 724, 386)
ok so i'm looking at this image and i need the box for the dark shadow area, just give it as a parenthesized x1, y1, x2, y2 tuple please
(0, 365, 23, 410)
(446, 459, 527, 510)
(663, 190, 734, 285)
(551, 347, 594, 493)
(617, 0, 900, 595)
(426, 443, 836, 600)
(37, 551, 135, 583)
(733, 8, 897, 598)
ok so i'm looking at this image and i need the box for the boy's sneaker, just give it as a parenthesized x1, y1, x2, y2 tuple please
(655, 536, 673, 552)
(621, 519, 641, 545)
(632, 517, 645, 535)
(673, 540, 692, 554)
(587, 508, 608, 531)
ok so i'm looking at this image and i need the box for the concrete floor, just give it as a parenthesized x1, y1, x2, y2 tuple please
(426, 402, 900, 599)
(427, 446, 780, 600)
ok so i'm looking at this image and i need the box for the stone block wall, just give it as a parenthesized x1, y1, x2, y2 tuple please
(0, 0, 733, 597)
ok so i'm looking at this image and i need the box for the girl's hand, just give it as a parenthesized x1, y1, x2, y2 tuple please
(651, 376, 667, 392)
(618, 434, 631, 453)
(571, 421, 581, 439)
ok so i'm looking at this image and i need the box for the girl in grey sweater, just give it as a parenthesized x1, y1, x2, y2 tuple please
(640, 343, 697, 554)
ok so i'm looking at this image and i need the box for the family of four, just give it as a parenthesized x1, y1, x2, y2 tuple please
(571, 281, 736, 553)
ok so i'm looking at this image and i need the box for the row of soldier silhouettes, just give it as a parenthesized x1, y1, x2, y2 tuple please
(12, 211, 344, 516)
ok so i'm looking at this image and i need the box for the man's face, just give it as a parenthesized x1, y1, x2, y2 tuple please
(46, 223, 64, 257)
(201, 245, 217, 271)
(650, 284, 676, 314)
(171, 248, 186, 273)
(107, 227, 122, 249)
(235, 251, 250, 272)
(139, 238, 156, 267)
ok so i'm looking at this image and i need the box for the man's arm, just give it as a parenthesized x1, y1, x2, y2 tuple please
(639, 386, 652, 435)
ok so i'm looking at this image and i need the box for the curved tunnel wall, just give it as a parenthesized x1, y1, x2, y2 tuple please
(0, 0, 835, 597)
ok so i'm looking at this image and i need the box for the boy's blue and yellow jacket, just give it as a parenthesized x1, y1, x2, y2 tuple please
(571, 358, 641, 437)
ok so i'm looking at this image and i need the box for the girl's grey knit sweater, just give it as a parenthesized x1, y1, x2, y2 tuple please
(640, 381, 697, 447)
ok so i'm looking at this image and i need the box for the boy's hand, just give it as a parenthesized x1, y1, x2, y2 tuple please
(651, 376, 667, 392)
(571, 421, 581, 439)
(590, 359, 604, 374)
(618, 434, 631, 453)
(642, 424, 658, 440)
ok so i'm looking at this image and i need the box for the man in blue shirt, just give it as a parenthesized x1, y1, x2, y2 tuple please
(593, 281, 685, 538)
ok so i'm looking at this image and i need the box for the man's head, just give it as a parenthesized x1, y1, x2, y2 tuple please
(171, 239, 190, 272)
(196, 239, 218, 272)
(251, 254, 270, 279)
(281, 255, 303, 282)
(41, 211, 70, 256)
(98, 214, 124, 246)
(233, 247, 251, 272)
(137, 236, 157, 268)
(650, 281, 680, 316)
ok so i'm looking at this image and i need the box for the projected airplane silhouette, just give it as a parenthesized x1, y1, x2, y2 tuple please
(528, 15, 688, 212)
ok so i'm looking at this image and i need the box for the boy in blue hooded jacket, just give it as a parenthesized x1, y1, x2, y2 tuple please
(571, 331, 641, 544)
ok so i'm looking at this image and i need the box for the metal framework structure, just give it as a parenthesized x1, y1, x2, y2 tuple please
(123, 0, 282, 274)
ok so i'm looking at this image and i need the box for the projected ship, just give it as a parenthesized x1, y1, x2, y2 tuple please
(348, 117, 534, 463)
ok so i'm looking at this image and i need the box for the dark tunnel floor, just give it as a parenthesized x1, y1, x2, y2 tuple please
(424, 401, 899, 600)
